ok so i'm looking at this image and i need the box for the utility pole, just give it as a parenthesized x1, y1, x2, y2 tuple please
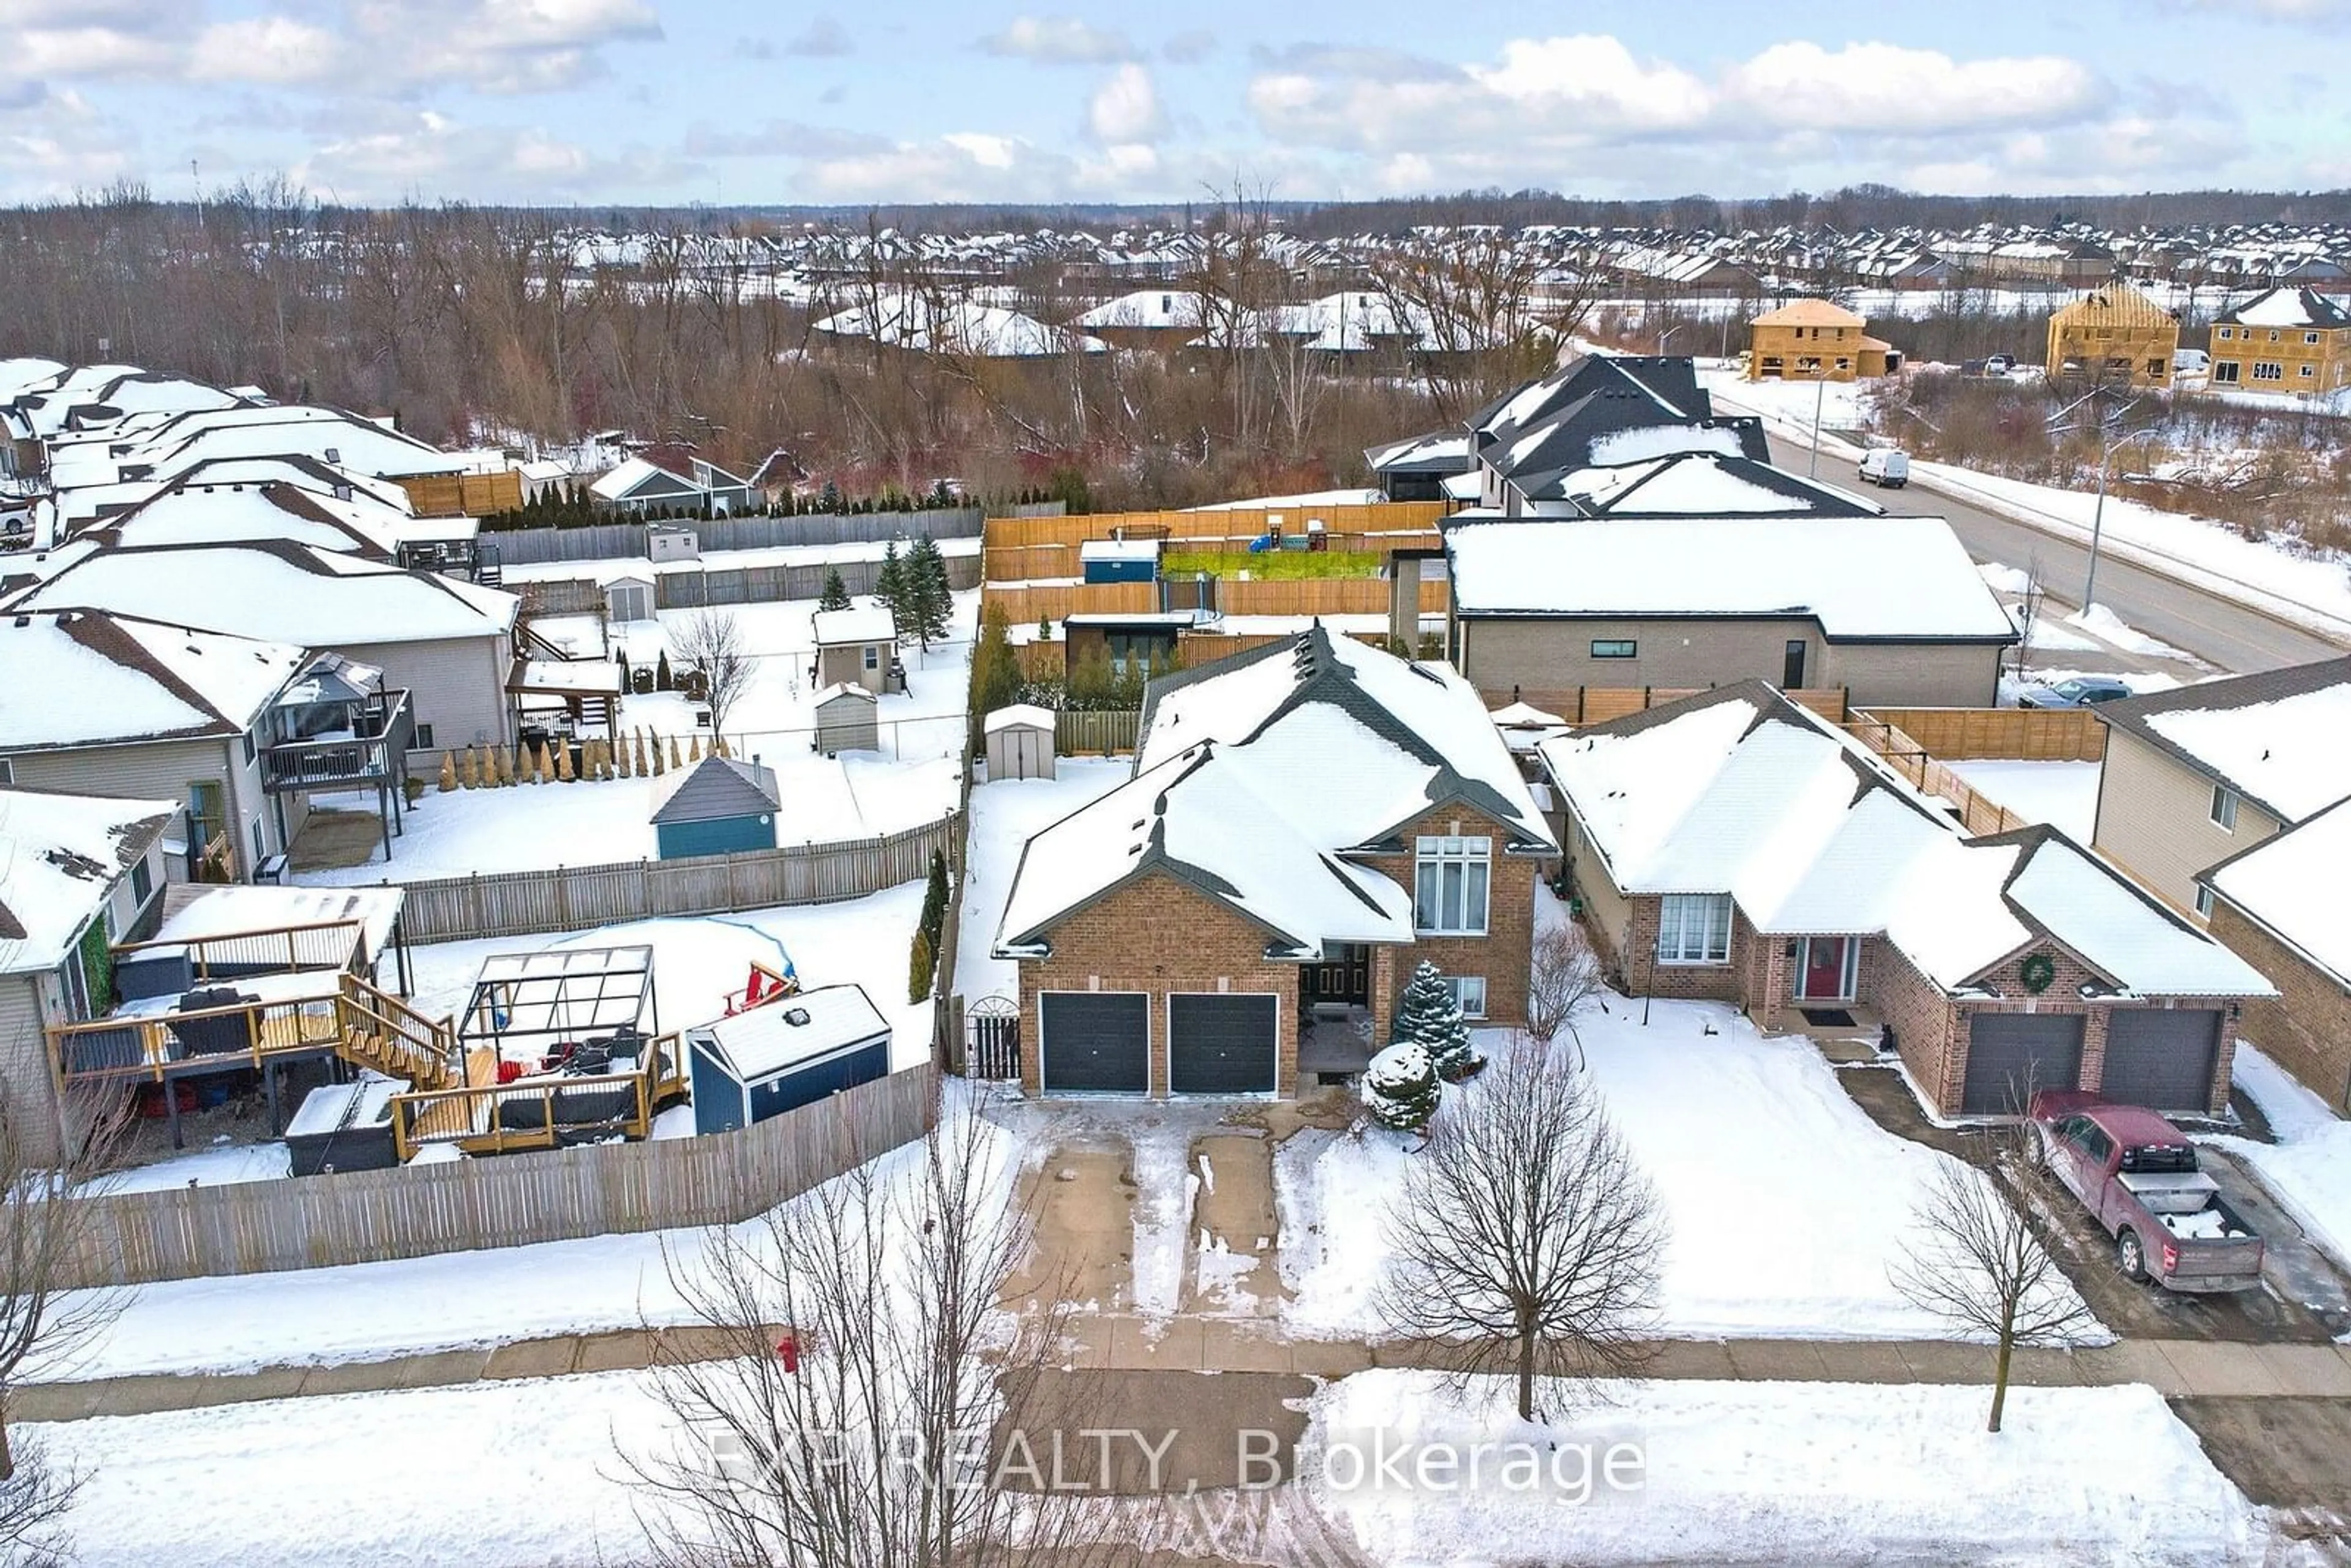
(1809, 368, 1828, 479)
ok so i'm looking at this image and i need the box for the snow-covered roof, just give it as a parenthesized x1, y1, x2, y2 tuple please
(2213, 288, 2349, 331)
(0, 609, 310, 752)
(1508, 451, 1879, 517)
(694, 983, 890, 1082)
(1542, 685, 2273, 999)
(91, 479, 428, 560)
(1445, 516, 2016, 640)
(998, 627, 1553, 961)
(589, 457, 699, 502)
(1752, 299, 1866, 329)
(984, 703, 1056, 733)
(1070, 289, 1212, 330)
(811, 603, 895, 645)
(0, 788, 179, 975)
(813, 681, 875, 707)
(145, 882, 404, 970)
(1363, 430, 1472, 475)
(2205, 795, 2351, 985)
(1079, 539, 1160, 561)
(10, 541, 519, 646)
(2095, 656, 2351, 823)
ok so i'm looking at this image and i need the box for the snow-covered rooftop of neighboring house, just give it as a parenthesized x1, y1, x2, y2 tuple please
(0, 609, 309, 752)
(1586, 424, 1746, 465)
(144, 882, 404, 970)
(811, 602, 894, 645)
(0, 788, 179, 975)
(1541, 685, 2272, 999)
(997, 628, 1553, 959)
(2096, 656, 2351, 822)
(47, 405, 467, 493)
(1070, 290, 1212, 330)
(10, 541, 518, 645)
(92, 481, 430, 559)
(2205, 795, 2351, 984)
(815, 292, 1107, 357)
(1445, 516, 2017, 640)
(1182, 488, 1388, 512)
(1363, 430, 1472, 474)
(2214, 287, 2351, 331)
(1514, 451, 1878, 517)
(588, 456, 695, 501)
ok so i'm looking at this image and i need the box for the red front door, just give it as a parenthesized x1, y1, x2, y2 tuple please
(1800, 937, 1850, 1000)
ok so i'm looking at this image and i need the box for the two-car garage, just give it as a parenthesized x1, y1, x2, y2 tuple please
(1958, 1007, 2226, 1115)
(1037, 991, 1280, 1096)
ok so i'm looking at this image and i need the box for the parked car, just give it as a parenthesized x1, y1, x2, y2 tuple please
(2028, 1092, 2264, 1293)
(2017, 676, 2134, 708)
(1984, 354, 2016, 376)
(1857, 447, 1910, 487)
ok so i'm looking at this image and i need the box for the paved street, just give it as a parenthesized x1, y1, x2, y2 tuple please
(1763, 433, 2349, 676)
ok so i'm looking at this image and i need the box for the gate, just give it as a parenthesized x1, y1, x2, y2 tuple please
(967, 994, 1022, 1081)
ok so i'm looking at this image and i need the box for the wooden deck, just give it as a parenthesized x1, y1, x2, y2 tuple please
(47, 973, 463, 1093)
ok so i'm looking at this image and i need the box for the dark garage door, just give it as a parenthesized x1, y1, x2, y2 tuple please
(1168, 994, 1279, 1095)
(1963, 1013, 2086, 1115)
(1039, 992, 1149, 1093)
(2101, 1010, 2224, 1112)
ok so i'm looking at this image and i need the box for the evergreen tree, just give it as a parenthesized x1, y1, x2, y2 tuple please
(656, 649, 674, 691)
(969, 601, 1020, 718)
(919, 849, 950, 954)
(1394, 960, 1476, 1080)
(1363, 1042, 1441, 1133)
(817, 566, 852, 612)
(820, 479, 842, 513)
(875, 542, 911, 642)
(904, 535, 953, 648)
(907, 927, 936, 1004)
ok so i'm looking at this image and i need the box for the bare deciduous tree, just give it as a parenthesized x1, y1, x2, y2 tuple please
(671, 610, 751, 740)
(0, 1093, 137, 1559)
(623, 1103, 1121, 1566)
(1889, 1143, 2095, 1433)
(1378, 1040, 1666, 1421)
(2008, 555, 2048, 686)
(1525, 922, 1610, 1065)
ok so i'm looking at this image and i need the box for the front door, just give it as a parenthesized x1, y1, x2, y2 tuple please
(1798, 936, 1853, 1000)
(1303, 943, 1370, 1008)
(1782, 639, 1807, 690)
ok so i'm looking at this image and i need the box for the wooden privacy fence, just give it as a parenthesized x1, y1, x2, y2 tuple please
(984, 531, 1445, 583)
(1480, 686, 1852, 726)
(388, 815, 959, 943)
(1854, 706, 2107, 762)
(58, 1065, 939, 1289)
(1056, 710, 1143, 756)
(983, 577, 1444, 628)
(983, 582, 1156, 623)
(983, 501, 1450, 552)
(1844, 713, 2027, 838)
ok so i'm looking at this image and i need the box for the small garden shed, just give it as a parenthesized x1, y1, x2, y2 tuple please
(812, 604, 898, 695)
(813, 682, 879, 755)
(686, 983, 892, 1134)
(606, 572, 654, 623)
(984, 703, 1057, 780)
(649, 755, 781, 859)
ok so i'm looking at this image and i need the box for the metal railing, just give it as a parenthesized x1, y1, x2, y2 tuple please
(261, 689, 416, 790)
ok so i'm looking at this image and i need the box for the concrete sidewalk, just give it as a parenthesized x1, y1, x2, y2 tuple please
(25, 1315, 2351, 1425)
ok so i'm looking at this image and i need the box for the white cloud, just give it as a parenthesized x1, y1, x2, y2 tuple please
(189, 17, 348, 85)
(1722, 42, 2107, 132)
(1465, 36, 1711, 130)
(9, 26, 182, 78)
(1087, 62, 1165, 143)
(785, 16, 852, 56)
(292, 108, 686, 200)
(980, 15, 1133, 64)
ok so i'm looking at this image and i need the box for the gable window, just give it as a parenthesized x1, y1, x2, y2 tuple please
(1657, 893, 1733, 966)
(1590, 639, 1637, 659)
(1414, 835, 1491, 936)
(2253, 362, 2285, 381)
(2210, 784, 2238, 831)
(1444, 975, 1488, 1019)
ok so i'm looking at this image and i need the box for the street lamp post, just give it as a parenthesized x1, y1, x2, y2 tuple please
(1658, 324, 1682, 357)
(1809, 367, 1829, 479)
(2083, 429, 2157, 611)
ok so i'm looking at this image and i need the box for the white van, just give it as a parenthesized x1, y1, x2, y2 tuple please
(1858, 447, 1910, 488)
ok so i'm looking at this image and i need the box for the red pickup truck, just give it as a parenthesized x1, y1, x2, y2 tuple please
(2028, 1091, 2265, 1294)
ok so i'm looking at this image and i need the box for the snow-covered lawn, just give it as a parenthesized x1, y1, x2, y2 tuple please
(1944, 760, 2104, 841)
(1279, 996, 2083, 1342)
(1699, 365, 1876, 432)
(951, 760, 1128, 1003)
(35, 1370, 677, 1567)
(76, 1141, 290, 1196)
(1306, 1371, 2263, 1567)
(534, 588, 978, 762)
(2215, 1045, 2351, 1275)
(299, 752, 958, 882)
(404, 883, 933, 1061)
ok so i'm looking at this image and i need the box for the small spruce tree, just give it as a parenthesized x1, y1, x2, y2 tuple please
(904, 535, 953, 648)
(907, 927, 936, 1004)
(817, 566, 852, 612)
(655, 649, 673, 691)
(1395, 959, 1476, 1081)
(1363, 1041, 1441, 1133)
(874, 542, 910, 642)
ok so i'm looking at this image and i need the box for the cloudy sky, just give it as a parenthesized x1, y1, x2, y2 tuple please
(1, 0, 2346, 206)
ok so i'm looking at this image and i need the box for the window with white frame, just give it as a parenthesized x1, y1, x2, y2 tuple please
(1445, 976, 1488, 1019)
(2254, 361, 2285, 381)
(1657, 893, 1733, 965)
(1414, 835, 1491, 935)
(2210, 784, 2239, 831)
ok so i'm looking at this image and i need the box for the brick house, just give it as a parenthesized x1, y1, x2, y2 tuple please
(2200, 797, 2351, 1112)
(992, 626, 1554, 1097)
(1542, 685, 2273, 1117)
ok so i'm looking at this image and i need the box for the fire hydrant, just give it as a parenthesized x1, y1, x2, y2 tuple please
(776, 1331, 801, 1375)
